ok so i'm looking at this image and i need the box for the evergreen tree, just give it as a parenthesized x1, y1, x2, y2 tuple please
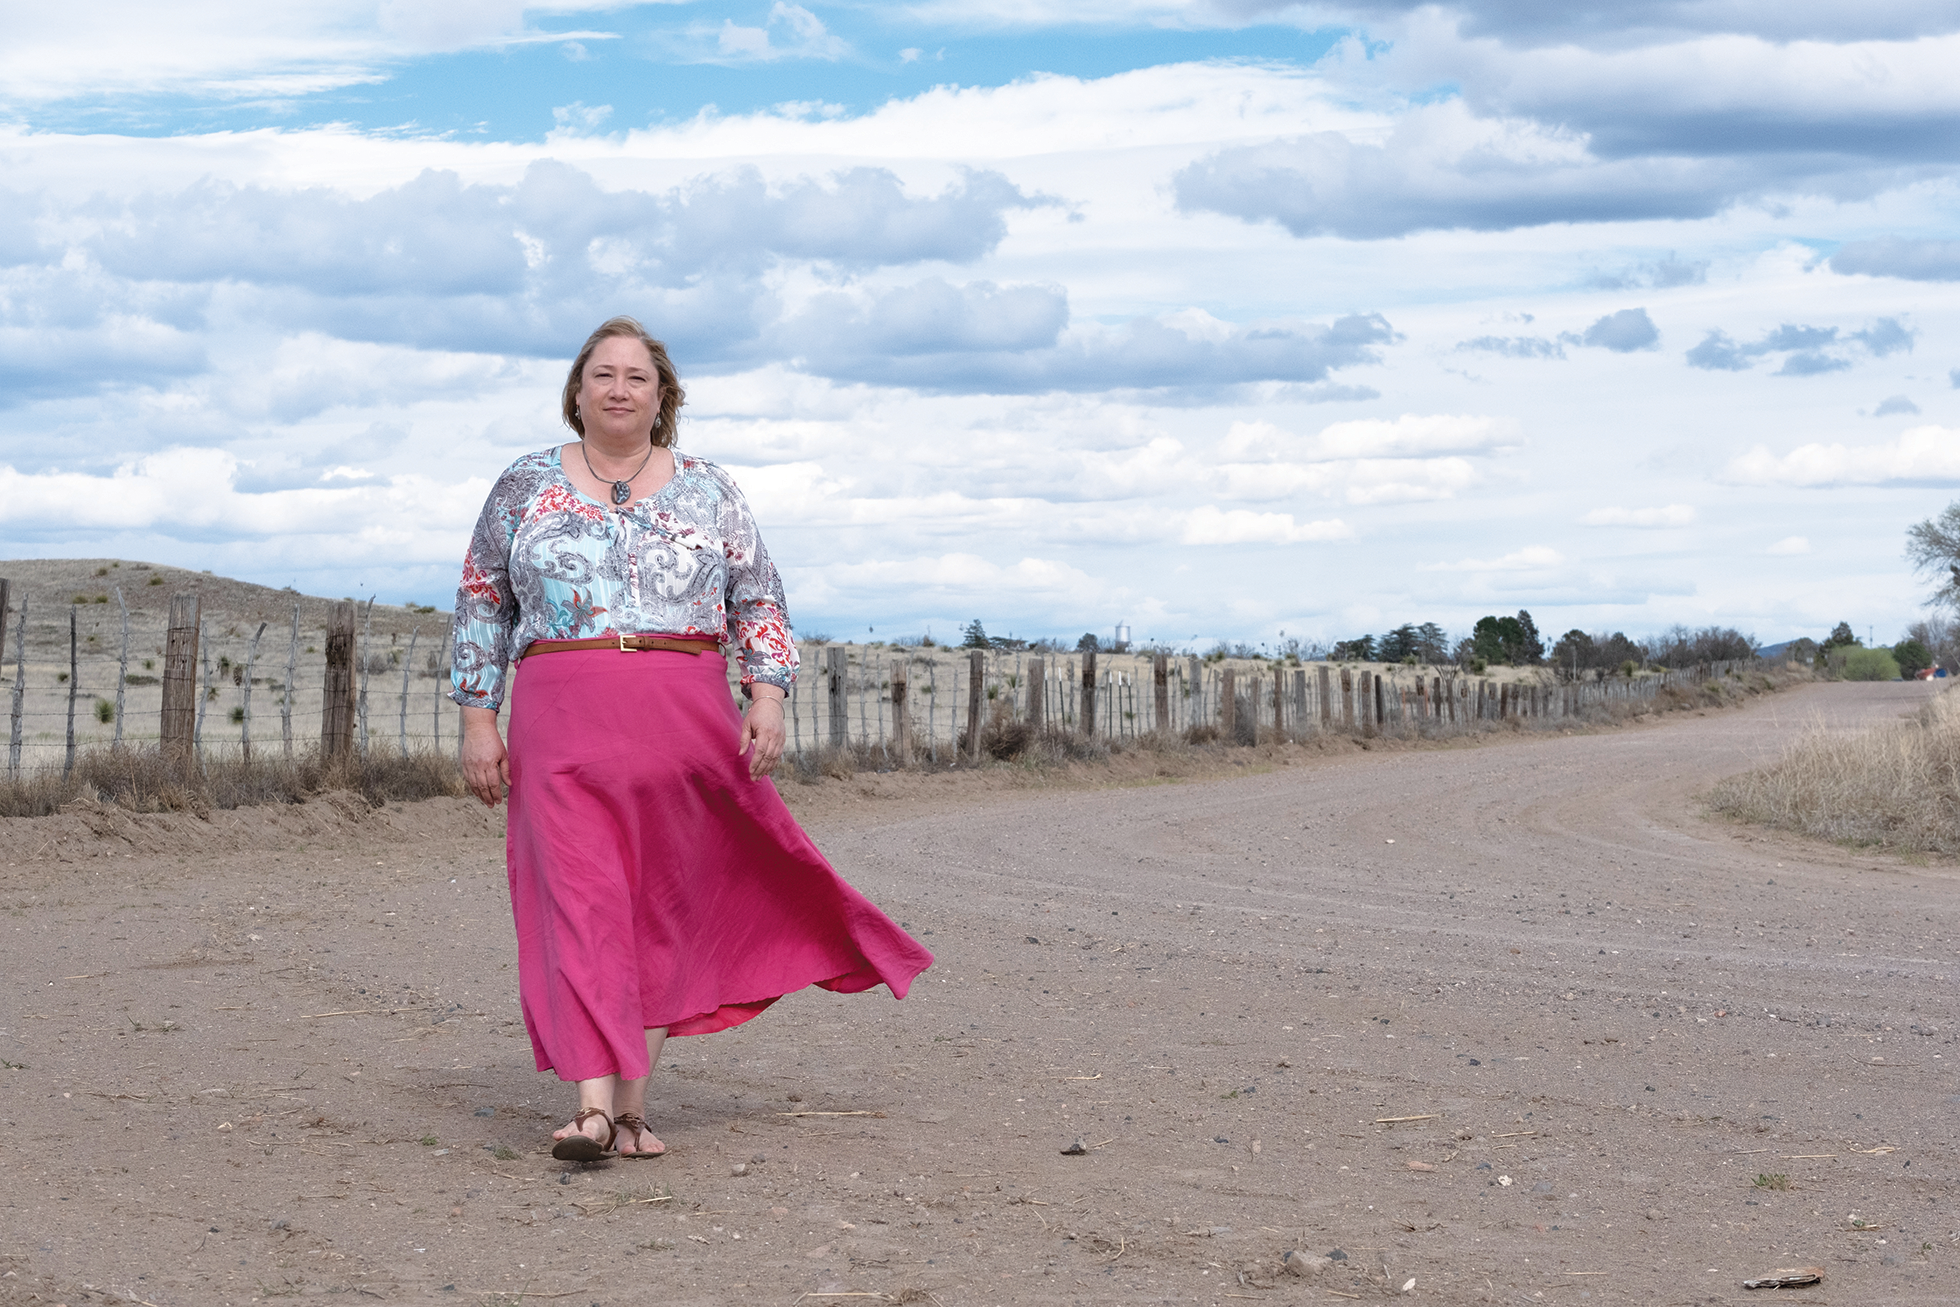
(961, 619, 990, 649)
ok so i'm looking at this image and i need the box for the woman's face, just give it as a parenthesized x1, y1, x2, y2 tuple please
(577, 335, 661, 444)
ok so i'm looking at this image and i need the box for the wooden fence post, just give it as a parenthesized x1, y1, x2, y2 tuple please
(1273, 666, 1284, 735)
(1079, 650, 1098, 738)
(890, 657, 911, 765)
(6, 593, 23, 777)
(160, 593, 200, 763)
(1317, 665, 1332, 728)
(397, 625, 420, 756)
(1153, 654, 1170, 733)
(1292, 668, 1307, 732)
(1220, 667, 1237, 739)
(64, 606, 78, 778)
(968, 649, 986, 760)
(826, 646, 847, 747)
(1339, 667, 1353, 730)
(283, 603, 299, 758)
(322, 599, 357, 761)
(1026, 656, 1045, 731)
(114, 588, 129, 748)
(241, 621, 267, 759)
(355, 599, 374, 755)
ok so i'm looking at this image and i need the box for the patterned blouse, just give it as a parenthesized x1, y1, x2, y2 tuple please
(449, 447, 798, 710)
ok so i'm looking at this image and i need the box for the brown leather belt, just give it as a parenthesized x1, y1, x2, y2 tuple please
(517, 633, 721, 660)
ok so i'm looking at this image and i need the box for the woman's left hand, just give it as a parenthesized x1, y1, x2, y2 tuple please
(738, 688, 787, 779)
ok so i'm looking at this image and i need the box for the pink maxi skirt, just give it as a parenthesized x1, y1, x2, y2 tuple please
(506, 648, 933, 1082)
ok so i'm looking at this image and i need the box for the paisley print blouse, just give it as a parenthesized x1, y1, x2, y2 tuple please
(449, 447, 797, 710)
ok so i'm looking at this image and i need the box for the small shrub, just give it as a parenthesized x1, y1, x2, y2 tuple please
(1753, 1173, 1790, 1191)
(147, 576, 164, 586)
(1840, 647, 1901, 681)
(95, 700, 114, 724)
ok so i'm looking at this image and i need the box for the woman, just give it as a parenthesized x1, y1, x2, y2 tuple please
(450, 316, 932, 1162)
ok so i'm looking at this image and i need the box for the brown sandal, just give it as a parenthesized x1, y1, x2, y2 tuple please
(614, 1112, 665, 1159)
(550, 1107, 616, 1162)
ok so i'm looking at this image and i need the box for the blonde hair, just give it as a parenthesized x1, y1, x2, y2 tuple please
(561, 316, 685, 447)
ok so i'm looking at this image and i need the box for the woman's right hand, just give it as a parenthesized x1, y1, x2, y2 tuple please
(460, 706, 510, 807)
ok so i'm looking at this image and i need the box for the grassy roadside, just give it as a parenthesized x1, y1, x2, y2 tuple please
(1708, 685, 1960, 857)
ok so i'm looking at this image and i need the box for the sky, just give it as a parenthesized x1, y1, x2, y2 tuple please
(3, 1, 1959, 653)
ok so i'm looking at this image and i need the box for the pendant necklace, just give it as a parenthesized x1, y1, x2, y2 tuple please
(580, 440, 657, 506)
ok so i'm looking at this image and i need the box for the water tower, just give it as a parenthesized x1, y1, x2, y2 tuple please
(1114, 621, 1131, 651)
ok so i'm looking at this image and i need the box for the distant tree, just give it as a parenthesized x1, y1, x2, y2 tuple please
(1824, 621, 1858, 651)
(1514, 610, 1545, 665)
(1841, 647, 1901, 681)
(961, 619, 990, 649)
(1784, 636, 1819, 668)
(1331, 635, 1376, 662)
(1594, 632, 1643, 672)
(1414, 622, 1448, 664)
(1893, 637, 1933, 677)
(1470, 615, 1522, 665)
(1646, 625, 1758, 669)
(1906, 500, 1960, 609)
(1907, 616, 1959, 675)
(1377, 624, 1418, 663)
(1076, 632, 1100, 652)
(1550, 629, 1596, 678)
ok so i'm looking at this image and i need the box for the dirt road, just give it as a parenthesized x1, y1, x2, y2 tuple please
(2, 680, 1955, 1306)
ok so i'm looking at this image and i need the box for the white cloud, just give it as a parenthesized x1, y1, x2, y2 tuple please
(704, 4, 852, 64)
(1179, 506, 1352, 545)
(1582, 504, 1695, 527)
(1722, 427, 1960, 487)
(1766, 535, 1811, 554)
(1427, 545, 1565, 571)
(0, 0, 624, 104)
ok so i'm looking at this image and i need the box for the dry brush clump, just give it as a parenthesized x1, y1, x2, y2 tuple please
(0, 744, 465, 818)
(1708, 688, 1960, 854)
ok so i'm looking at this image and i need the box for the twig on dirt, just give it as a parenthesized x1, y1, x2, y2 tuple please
(1853, 1146, 1898, 1154)
(1730, 1148, 1773, 1155)
(461, 1290, 583, 1299)
(1088, 1138, 1116, 1149)
(1104, 1237, 1127, 1263)
(791, 1295, 895, 1304)
(1375, 1114, 1438, 1124)
(1785, 1154, 1837, 1159)
(1846, 1056, 1911, 1068)
(1492, 1130, 1536, 1138)
(302, 1009, 381, 1019)
(1059, 1073, 1102, 1080)
(1323, 1292, 1361, 1300)
(778, 1110, 886, 1118)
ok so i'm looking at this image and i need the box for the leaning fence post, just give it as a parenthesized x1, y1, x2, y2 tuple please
(1139, 654, 1159, 731)
(1026, 656, 1045, 731)
(322, 599, 357, 761)
(6, 595, 24, 777)
(826, 646, 847, 747)
(1220, 667, 1237, 740)
(398, 625, 420, 756)
(241, 620, 267, 759)
(890, 657, 911, 765)
(283, 602, 299, 758)
(160, 593, 200, 764)
(355, 598, 374, 755)
(967, 649, 986, 760)
(433, 629, 449, 755)
(64, 605, 79, 778)
(113, 588, 129, 749)
(195, 620, 213, 759)
(1079, 650, 1098, 738)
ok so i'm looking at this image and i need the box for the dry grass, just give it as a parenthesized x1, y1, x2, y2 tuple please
(1708, 688, 1960, 855)
(0, 743, 465, 818)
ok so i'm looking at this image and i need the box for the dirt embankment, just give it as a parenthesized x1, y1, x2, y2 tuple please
(1, 679, 1954, 1307)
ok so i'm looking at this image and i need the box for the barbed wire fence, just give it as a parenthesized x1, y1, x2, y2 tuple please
(1, 578, 1757, 781)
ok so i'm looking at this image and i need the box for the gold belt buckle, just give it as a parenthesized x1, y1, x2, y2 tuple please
(618, 632, 635, 653)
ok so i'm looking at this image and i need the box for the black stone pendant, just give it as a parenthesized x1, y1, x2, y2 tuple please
(610, 480, 632, 505)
